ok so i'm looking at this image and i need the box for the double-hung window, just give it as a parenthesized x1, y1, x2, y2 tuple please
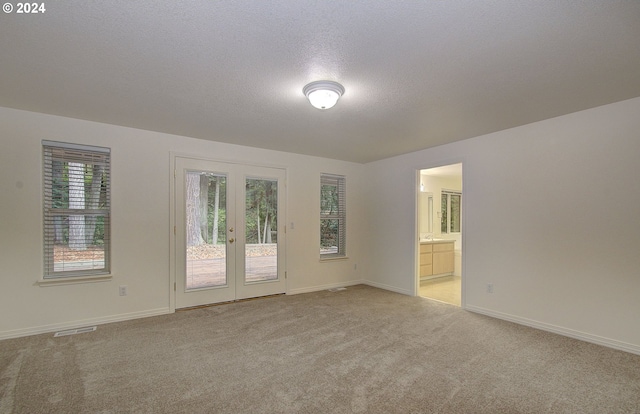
(43, 141, 111, 278)
(320, 174, 346, 258)
(441, 190, 461, 234)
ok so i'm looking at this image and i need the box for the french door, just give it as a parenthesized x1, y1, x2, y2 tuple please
(174, 157, 286, 309)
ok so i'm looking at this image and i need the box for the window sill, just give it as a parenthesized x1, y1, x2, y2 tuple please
(36, 274, 112, 287)
(319, 256, 349, 262)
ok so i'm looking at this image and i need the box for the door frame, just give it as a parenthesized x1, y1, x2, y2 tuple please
(169, 153, 288, 311)
(414, 160, 466, 308)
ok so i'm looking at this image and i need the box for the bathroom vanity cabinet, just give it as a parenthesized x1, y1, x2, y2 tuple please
(420, 240, 454, 278)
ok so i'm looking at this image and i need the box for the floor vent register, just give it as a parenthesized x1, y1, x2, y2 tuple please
(54, 326, 97, 337)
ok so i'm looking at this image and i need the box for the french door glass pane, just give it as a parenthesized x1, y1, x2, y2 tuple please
(185, 172, 227, 290)
(245, 178, 278, 282)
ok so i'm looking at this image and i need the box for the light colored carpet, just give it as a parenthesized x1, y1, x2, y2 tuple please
(1, 285, 639, 413)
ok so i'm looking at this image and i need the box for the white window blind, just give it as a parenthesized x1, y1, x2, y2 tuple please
(320, 174, 346, 258)
(43, 141, 111, 278)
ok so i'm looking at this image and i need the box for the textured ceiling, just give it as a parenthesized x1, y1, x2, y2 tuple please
(1, 1, 639, 163)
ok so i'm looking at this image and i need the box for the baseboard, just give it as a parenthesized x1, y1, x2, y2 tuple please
(0, 308, 173, 341)
(287, 279, 365, 295)
(466, 305, 640, 356)
(362, 280, 413, 296)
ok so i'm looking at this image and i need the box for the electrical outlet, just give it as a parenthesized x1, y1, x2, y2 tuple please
(486, 283, 494, 294)
(119, 285, 128, 296)
(353, 263, 357, 270)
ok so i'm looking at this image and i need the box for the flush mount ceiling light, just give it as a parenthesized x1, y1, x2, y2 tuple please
(303, 80, 345, 110)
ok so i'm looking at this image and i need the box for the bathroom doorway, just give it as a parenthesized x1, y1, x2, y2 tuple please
(417, 163, 462, 306)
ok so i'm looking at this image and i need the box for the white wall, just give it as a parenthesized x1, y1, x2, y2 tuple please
(0, 107, 365, 338)
(364, 97, 640, 354)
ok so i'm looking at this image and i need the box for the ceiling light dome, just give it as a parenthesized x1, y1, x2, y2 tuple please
(303, 80, 345, 110)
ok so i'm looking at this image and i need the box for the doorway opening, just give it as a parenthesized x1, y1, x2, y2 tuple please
(417, 163, 462, 306)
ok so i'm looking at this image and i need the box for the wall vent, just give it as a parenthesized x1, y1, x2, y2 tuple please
(54, 326, 97, 337)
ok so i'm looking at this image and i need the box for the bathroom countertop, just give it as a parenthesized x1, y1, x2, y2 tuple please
(419, 239, 455, 244)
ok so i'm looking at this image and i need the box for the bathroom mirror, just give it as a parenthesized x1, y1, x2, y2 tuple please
(418, 192, 433, 238)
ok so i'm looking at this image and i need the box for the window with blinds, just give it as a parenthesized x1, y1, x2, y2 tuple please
(43, 141, 111, 278)
(320, 174, 346, 258)
(441, 190, 461, 234)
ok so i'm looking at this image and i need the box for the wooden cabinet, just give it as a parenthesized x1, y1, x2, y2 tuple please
(420, 241, 454, 278)
(433, 242, 455, 275)
(419, 244, 433, 277)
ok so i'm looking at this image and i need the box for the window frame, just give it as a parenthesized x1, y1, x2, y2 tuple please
(320, 173, 346, 259)
(42, 140, 111, 280)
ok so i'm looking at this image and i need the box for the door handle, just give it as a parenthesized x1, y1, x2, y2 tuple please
(229, 227, 234, 233)
(229, 238, 235, 243)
